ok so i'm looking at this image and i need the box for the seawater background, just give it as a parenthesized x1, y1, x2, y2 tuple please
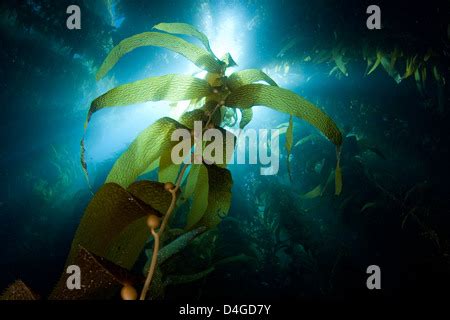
(0, 0, 449, 299)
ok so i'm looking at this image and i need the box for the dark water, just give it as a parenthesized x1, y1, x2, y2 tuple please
(0, 0, 449, 300)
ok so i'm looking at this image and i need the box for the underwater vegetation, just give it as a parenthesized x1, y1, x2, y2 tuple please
(276, 38, 447, 115)
(1, 22, 343, 300)
(278, 35, 446, 87)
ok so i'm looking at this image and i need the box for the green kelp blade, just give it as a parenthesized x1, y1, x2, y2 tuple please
(239, 108, 253, 129)
(96, 32, 223, 80)
(414, 68, 423, 94)
(193, 164, 233, 229)
(225, 84, 342, 146)
(81, 75, 210, 185)
(332, 48, 348, 76)
(335, 56, 348, 76)
(140, 158, 160, 176)
(285, 115, 294, 181)
(227, 69, 278, 91)
(380, 55, 402, 84)
(226, 84, 343, 195)
(182, 164, 202, 201)
(88, 74, 211, 121)
(153, 22, 217, 58)
(106, 117, 188, 188)
(272, 126, 288, 141)
(65, 183, 162, 266)
(203, 127, 236, 168)
(360, 202, 376, 213)
(329, 66, 339, 77)
(367, 51, 382, 75)
(421, 66, 427, 87)
(335, 147, 343, 195)
(158, 141, 182, 184)
(221, 53, 237, 68)
(321, 168, 335, 196)
(294, 134, 323, 148)
(300, 184, 323, 199)
(185, 164, 209, 229)
(276, 122, 289, 128)
(180, 108, 236, 167)
(277, 36, 301, 58)
(335, 165, 342, 195)
(178, 108, 208, 129)
(403, 55, 419, 79)
(80, 138, 92, 192)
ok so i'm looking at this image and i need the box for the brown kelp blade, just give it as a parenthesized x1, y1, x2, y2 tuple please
(50, 247, 143, 300)
(65, 181, 170, 269)
(1, 280, 39, 300)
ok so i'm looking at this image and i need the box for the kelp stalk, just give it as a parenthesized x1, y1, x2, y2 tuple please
(139, 172, 183, 300)
(139, 104, 220, 300)
(139, 224, 160, 300)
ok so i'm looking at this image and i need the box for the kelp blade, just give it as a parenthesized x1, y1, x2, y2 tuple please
(89, 74, 211, 119)
(193, 164, 233, 229)
(104, 217, 148, 269)
(105, 179, 177, 270)
(65, 183, 161, 266)
(227, 69, 278, 91)
(300, 184, 323, 199)
(106, 117, 188, 188)
(225, 84, 342, 146)
(226, 84, 343, 195)
(335, 164, 343, 195)
(334, 146, 342, 195)
(294, 134, 322, 147)
(367, 52, 382, 75)
(285, 115, 294, 180)
(153, 22, 216, 57)
(182, 164, 202, 201)
(186, 164, 209, 229)
(239, 108, 253, 129)
(203, 127, 236, 168)
(221, 52, 237, 67)
(158, 141, 182, 184)
(127, 180, 173, 214)
(96, 31, 222, 80)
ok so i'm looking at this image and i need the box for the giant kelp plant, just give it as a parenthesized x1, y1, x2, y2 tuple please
(1, 22, 343, 300)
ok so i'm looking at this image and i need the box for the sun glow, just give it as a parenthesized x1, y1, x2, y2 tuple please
(197, 4, 248, 67)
